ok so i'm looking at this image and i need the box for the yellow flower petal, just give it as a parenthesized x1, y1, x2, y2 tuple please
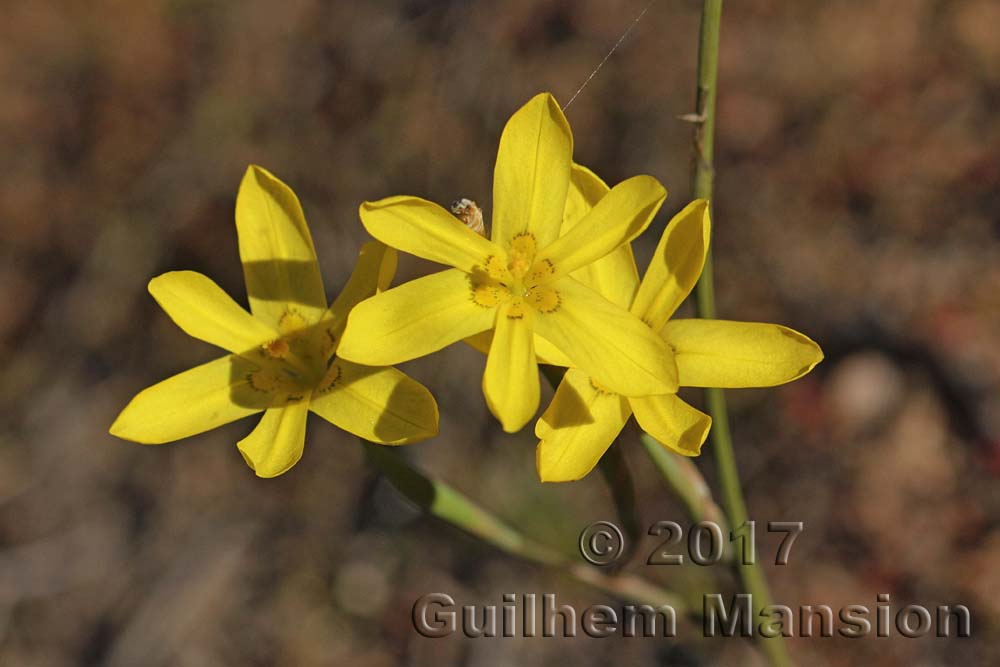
(237, 400, 310, 478)
(327, 241, 397, 330)
(110, 355, 268, 444)
(310, 360, 438, 444)
(359, 196, 499, 273)
(464, 330, 573, 367)
(629, 393, 711, 457)
(561, 163, 609, 232)
(563, 163, 641, 309)
(338, 268, 495, 366)
(632, 199, 710, 329)
(535, 336, 573, 367)
(534, 277, 678, 397)
(535, 369, 631, 482)
(464, 330, 492, 355)
(492, 92, 573, 249)
(377, 246, 397, 292)
(236, 165, 327, 327)
(147, 271, 278, 354)
(482, 303, 539, 433)
(663, 319, 824, 388)
(539, 174, 666, 279)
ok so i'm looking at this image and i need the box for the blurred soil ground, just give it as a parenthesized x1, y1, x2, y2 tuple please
(0, 1, 998, 665)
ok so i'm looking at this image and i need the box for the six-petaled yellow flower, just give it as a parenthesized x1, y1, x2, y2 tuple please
(535, 166, 824, 482)
(110, 166, 439, 477)
(337, 93, 678, 432)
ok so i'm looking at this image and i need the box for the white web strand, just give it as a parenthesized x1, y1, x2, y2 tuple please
(562, 0, 659, 111)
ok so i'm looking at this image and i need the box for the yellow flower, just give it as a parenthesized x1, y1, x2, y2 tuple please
(337, 93, 678, 433)
(110, 166, 439, 477)
(536, 165, 824, 482)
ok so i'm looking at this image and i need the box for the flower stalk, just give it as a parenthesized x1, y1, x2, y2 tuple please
(363, 440, 688, 611)
(640, 433, 727, 533)
(689, 2, 791, 665)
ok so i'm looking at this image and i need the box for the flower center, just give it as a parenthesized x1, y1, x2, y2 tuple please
(469, 233, 560, 314)
(243, 308, 343, 404)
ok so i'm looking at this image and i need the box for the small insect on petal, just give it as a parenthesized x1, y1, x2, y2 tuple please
(450, 198, 487, 237)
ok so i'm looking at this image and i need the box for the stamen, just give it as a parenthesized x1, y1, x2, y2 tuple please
(471, 282, 505, 308)
(510, 232, 537, 257)
(247, 365, 290, 394)
(483, 255, 511, 283)
(316, 362, 342, 395)
(319, 325, 338, 360)
(526, 285, 561, 313)
(529, 258, 556, 284)
(264, 338, 290, 359)
(278, 308, 309, 335)
(469, 258, 513, 309)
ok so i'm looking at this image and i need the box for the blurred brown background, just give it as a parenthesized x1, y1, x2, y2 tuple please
(1, 0, 998, 665)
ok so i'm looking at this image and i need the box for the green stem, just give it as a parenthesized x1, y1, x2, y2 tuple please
(640, 434, 727, 535)
(690, 2, 790, 665)
(363, 440, 687, 611)
(364, 441, 562, 565)
(691, 0, 721, 204)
